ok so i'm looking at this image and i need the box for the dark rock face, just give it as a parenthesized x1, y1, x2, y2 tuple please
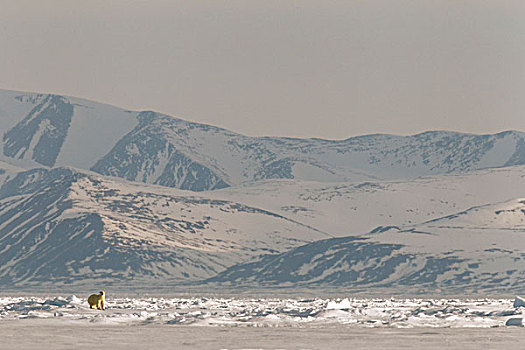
(255, 158, 295, 180)
(3, 95, 73, 167)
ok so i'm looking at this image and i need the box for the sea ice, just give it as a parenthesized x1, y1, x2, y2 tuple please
(0, 295, 521, 329)
(513, 295, 525, 308)
(505, 317, 523, 327)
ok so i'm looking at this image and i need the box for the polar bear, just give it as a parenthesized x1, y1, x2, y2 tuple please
(88, 291, 106, 310)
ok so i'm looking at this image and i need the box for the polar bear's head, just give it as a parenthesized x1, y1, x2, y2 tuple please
(99, 291, 105, 296)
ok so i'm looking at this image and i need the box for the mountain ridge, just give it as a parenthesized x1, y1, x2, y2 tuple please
(1, 88, 524, 192)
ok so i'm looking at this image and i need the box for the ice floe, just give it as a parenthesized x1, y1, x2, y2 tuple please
(513, 295, 525, 308)
(505, 317, 523, 327)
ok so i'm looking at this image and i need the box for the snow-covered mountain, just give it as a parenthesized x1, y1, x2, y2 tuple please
(1, 88, 524, 293)
(0, 167, 329, 286)
(206, 198, 525, 293)
(0, 163, 523, 290)
(202, 167, 525, 293)
(1, 88, 524, 191)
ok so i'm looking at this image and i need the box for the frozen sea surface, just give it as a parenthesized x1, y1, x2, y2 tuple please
(0, 296, 523, 328)
(1, 296, 524, 349)
(2, 321, 525, 350)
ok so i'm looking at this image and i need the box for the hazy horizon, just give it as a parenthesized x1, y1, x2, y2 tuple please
(2, 1, 524, 139)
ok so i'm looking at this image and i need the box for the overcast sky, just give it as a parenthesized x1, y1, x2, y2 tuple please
(1, 1, 524, 139)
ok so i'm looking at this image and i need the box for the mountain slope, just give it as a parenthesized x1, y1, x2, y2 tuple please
(0, 167, 329, 286)
(205, 237, 467, 289)
(90, 112, 229, 191)
(206, 199, 525, 293)
(418, 198, 525, 229)
(212, 165, 525, 235)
